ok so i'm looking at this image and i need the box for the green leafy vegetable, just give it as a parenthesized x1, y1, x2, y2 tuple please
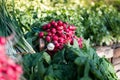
(22, 44, 118, 80)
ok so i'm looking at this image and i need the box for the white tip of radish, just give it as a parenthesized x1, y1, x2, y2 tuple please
(47, 43, 55, 51)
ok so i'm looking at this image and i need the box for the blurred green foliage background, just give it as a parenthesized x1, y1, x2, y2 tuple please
(6, 0, 120, 46)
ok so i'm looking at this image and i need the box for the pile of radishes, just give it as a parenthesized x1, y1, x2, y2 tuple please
(0, 37, 22, 80)
(38, 20, 83, 55)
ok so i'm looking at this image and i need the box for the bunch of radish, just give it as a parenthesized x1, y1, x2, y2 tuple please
(0, 37, 22, 80)
(38, 20, 83, 55)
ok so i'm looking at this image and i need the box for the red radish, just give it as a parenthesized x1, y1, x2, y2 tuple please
(66, 34, 71, 38)
(47, 29, 50, 32)
(55, 43, 60, 47)
(68, 31, 74, 36)
(65, 29, 69, 32)
(38, 32, 44, 38)
(68, 25, 76, 30)
(52, 33, 55, 36)
(53, 22, 57, 27)
(63, 24, 67, 29)
(57, 30, 63, 34)
(58, 37, 64, 43)
(52, 35, 58, 41)
(51, 28, 56, 34)
(47, 32, 52, 36)
(47, 23, 51, 28)
(0, 37, 6, 45)
(51, 20, 57, 27)
(56, 32, 61, 37)
(51, 20, 55, 25)
(59, 44, 63, 49)
(58, 20, 63, 26)
(57, 26, 63, 30)
(53, 40, 58, 44)
(46, 36, 51, 42)
(71, 26, 76, 30)
(63, 35, 67, 39)
(59, 34, 64, 37)
(72, 31, 75, 34)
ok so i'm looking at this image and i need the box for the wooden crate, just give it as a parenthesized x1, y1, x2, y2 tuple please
(112, 47, 120, 79)
(96, 46, 120, 79)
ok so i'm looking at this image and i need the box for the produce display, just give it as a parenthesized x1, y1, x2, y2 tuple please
(0, 0, 120, 80)
(21, 21, 118, 80)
